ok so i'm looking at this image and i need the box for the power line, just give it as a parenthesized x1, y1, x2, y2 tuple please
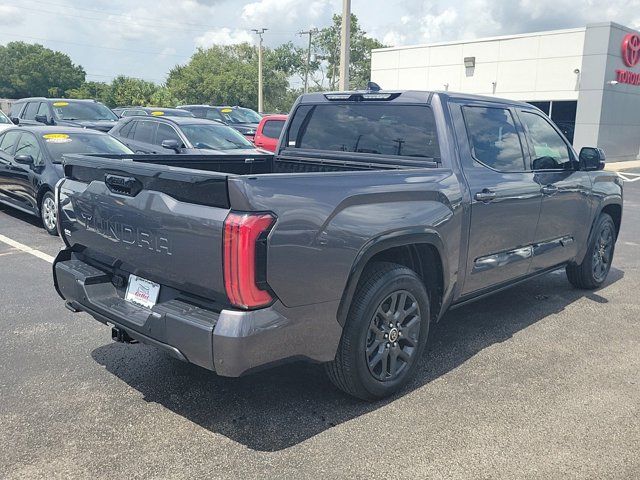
(0, 32, 192, 59)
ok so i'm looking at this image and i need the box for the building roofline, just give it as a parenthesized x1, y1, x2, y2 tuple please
(372, 26, 587, 53)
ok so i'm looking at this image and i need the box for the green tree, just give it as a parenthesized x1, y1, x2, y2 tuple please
(166, 43, 292, 112)
(108, 75, 159, 107)
(66, 81, 111, 105)
(0, 42, 85, 98)
(313, 14, 386, 90)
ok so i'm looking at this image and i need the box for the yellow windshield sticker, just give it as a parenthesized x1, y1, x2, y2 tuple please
(221, 108, 233, 113)
(52, 101, 69, 107)
(150, 110, 165, 116)
(43, 133, 71, 143)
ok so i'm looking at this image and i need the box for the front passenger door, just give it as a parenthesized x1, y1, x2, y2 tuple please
(9, 132, 43, 211)
(454, 104, 543, 295)
(517, 109, 592, 272)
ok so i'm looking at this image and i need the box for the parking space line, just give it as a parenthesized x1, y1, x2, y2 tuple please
(0, 234, 54, 264)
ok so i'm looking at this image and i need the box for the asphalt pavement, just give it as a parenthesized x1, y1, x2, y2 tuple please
(1, 182, 639, 479)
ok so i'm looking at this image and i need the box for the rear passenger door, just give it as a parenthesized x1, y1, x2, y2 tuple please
(517, 109, 593, 272)
(126, 119, 159, 153)
(453, 103, 543, 295)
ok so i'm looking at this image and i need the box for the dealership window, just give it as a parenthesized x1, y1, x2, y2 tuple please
(526, 100, 577, 144)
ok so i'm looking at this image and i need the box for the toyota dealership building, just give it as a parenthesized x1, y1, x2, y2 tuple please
(371, 22, 640, 162)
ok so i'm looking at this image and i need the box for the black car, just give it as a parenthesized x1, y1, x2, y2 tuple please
(109, 115, 265, 155)
(177, 105, 262, 141)
(0, 126, 132, 234)
(112, 106, 195, 118)
(10, 98, 119, 132)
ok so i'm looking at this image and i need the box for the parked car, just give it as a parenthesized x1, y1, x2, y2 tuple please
(52, 90, 622, 400)
(112, 106, 195, 118)
(0, 126, 132, 234)
(253, 114, 287, 152)
(178, 105, 262, 141)
(109, 115, 264, 155)
(10, 98, 119, 132)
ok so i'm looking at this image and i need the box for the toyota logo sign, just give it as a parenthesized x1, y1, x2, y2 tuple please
(622, 33, 640, 67)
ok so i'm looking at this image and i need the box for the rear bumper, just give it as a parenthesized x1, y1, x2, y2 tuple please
(53, 249, 342, 376)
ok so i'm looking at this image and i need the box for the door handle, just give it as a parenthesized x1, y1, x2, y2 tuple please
(540, 184, 558, 196)
(474, 189, 497, 202)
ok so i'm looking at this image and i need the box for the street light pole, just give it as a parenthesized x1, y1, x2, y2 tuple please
(338, 0, 351, 91)
(298, 28, 318, 93)
(252, 28, 268, 113)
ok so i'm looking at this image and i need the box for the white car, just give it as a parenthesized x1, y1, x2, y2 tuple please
(0, 109, 13, 132)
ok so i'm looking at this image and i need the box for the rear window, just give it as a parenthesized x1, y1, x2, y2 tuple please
(262, 119, 285, 139)
(286, 104, 440, 160)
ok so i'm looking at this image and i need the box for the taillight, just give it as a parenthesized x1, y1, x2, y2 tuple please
(223, 212, 276, 309)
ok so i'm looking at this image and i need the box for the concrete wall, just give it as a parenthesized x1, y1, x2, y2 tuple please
(574, 22, 640, 162)
(371, 28, 585, 101)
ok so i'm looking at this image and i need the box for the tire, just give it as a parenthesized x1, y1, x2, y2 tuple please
(39, 191, 58, 236)
(326, 262, 430, 401)
(566, 213, 616, 289)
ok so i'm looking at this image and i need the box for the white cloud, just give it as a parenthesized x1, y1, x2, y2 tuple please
(0, 5, 21, 26)
(195, 28, 254, 47)
(382, 30, 406, 47)
(241, 0, 334, 26)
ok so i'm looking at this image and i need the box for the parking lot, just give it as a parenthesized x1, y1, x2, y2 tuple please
(0, 180, 638, 479)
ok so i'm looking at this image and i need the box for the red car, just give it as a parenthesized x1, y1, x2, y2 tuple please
(253, 114, 287, 152)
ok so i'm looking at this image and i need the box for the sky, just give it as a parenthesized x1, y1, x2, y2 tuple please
(1, 0, 639, 84)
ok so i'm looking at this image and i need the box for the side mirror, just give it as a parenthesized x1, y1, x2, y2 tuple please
(579, 147, 606, 171)
(161, 139, 181, 152)
(11, 117, 19, 125)
(14, 154, 34, 165)
(34, 114, 50, 125)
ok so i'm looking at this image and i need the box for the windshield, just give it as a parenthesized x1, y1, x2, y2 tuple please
(217, 107, 262, 124)
(52, 101, 118, 121)
(0, 109, 10, 124)
(42, 132, 133, 163)
(181, 123, 254, 150)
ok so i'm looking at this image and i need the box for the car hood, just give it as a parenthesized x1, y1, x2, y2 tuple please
(62, 119, 118, 132)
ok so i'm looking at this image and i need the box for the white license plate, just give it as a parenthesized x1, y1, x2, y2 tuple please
(125, 275, 160, 309)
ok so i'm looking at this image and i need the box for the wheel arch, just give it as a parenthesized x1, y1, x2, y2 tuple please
(337, 229, 448, 327)
(36, 184, 54, 213)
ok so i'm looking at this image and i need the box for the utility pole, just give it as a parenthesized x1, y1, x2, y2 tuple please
(298, 28, 318, 93)
(338, 0, 351, 91)
(252, 28, 268, 113)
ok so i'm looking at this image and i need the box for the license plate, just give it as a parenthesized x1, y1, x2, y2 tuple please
(125, 275, 160, 309)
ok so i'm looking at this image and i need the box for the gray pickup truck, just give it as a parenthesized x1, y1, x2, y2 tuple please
(52, 90, 623, 400)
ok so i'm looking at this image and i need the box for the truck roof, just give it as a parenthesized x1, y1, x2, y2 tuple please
(297, 90, 533, 109)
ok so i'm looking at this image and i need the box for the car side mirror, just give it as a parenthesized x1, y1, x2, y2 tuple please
(35, 114, 51, 125)
(11, 117, 19, 125)
(14, 154, 34, 165)
(579, 147, 605, 171)
(161, 139, 181, 152)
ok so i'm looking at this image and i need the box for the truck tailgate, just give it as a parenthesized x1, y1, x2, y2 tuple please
(58, 155, 230, 303)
